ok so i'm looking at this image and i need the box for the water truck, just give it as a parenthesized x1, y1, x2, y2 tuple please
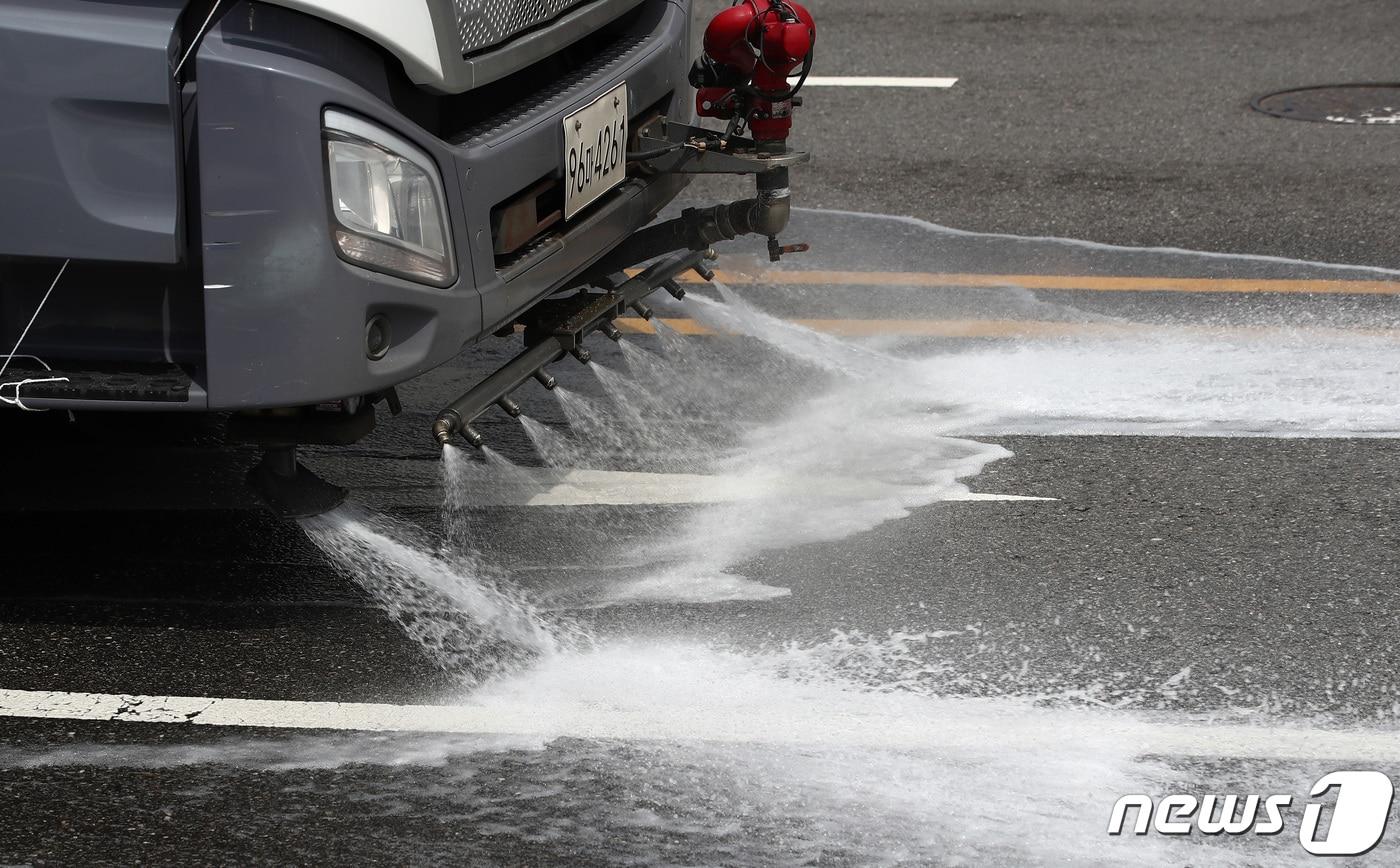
(0, 0, 816, 516)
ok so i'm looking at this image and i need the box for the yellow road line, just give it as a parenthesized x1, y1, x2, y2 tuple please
(615, 317, 1400, 340)
(654, 269, 1400, 295)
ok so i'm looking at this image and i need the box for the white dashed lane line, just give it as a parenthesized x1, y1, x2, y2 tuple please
(0, 688, 1395, 761)
(795, 76, 959, 88)
(441, 469, 1054, 507)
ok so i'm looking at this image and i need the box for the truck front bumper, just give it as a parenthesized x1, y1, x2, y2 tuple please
(193, 0, 690, 410)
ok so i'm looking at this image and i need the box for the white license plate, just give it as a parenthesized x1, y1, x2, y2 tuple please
(562, 82, 628, 220)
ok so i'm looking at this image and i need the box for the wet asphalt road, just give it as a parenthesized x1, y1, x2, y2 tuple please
(4, 429, 1400, 714)
(4, 1, 1400, 865)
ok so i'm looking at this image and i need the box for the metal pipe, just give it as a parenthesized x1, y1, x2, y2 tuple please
(433, 338, 566, 446)
(589, 175, 786, 275)
(432, 250, 710, 447)
(619, 249, 711, 295)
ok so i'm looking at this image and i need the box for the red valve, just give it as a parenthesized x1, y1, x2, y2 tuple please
(690, 0, 816, 146)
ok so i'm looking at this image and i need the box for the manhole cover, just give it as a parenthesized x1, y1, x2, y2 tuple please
(1252, 84, 1400, 125)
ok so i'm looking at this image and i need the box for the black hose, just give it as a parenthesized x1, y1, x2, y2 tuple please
(627, 143, 685, 162)
(757, 49, 814, 103)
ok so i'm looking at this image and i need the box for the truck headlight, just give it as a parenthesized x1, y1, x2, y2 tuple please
(323, 110, 455, 287)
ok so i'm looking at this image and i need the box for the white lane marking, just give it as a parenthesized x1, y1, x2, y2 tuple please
(0, 688, 1395, 761)
(796, 76, 959, 88)
(458, 468, 1053, 507)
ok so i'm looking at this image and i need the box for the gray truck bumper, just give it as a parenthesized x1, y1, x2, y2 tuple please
(193, 0, 690, 410)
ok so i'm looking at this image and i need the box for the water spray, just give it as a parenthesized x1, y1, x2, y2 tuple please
(432, 250, 714, 449)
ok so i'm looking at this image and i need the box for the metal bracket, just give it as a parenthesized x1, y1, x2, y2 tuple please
(632, 118, 810, 175)
(520, 291, 630, 351)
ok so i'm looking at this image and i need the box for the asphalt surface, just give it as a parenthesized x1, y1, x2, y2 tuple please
(693, 0, 1400, 268)
(4, 1, 1400, 866)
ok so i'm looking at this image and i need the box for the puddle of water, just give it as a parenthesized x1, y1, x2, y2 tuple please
(906, 332, 1400, 436)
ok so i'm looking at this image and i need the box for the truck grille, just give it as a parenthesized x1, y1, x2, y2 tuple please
(455, 0, 593, 56)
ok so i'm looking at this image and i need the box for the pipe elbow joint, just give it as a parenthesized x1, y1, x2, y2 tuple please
(752, 196, 791, 237)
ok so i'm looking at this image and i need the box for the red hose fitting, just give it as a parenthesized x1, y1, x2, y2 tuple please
(691, 0, 816, 145)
